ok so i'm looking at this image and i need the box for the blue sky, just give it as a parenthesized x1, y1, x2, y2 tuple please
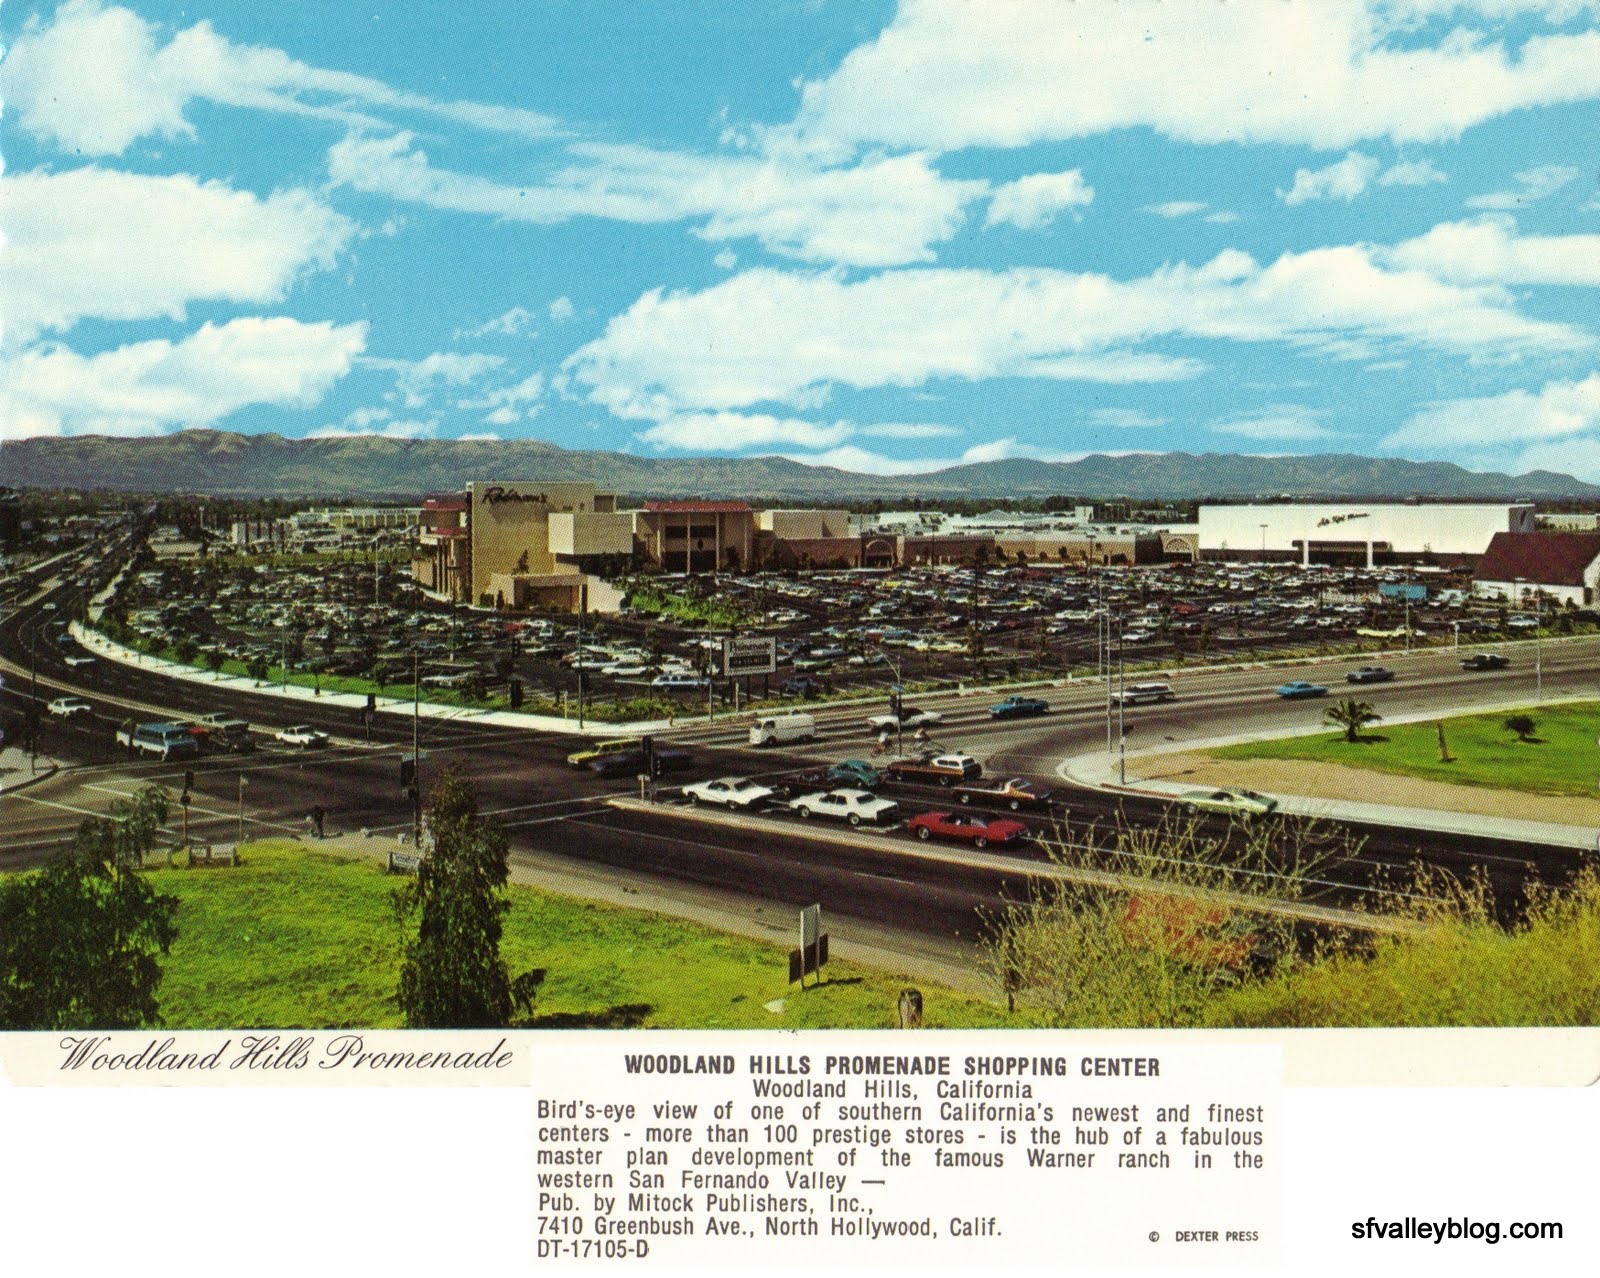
(4, 0, 1600, 480)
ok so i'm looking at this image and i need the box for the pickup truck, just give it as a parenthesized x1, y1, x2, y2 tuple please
(884, 752, 981, 786)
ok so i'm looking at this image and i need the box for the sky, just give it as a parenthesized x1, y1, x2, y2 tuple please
(3, 0, 1600, 480)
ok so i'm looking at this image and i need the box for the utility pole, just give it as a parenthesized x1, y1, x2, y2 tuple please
(280, 616, 288, 692)
(577, 582, 587, 729)
(1117, 628, 1127, 785)
(1105, 612, 1115, 753)
(237, 773, 247, 844)
(412, 647, 422, 850)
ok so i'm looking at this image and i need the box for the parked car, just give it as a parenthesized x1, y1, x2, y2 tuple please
(905, 810, 1028, 849)
(866, 706, 943, 732)
(567, 737, 641, 768)
(1346, 666, 1395, 684)
(1177, 788, 1279, 819)
(884, 753, 982, 786)
(780, 676, 828, 699)
(826, 759, 883, 790)
(988, 695, 1049, 720)
(1274, 680, 1328, 699)
(682, 776, 775, 810)
(275, 724, 330, 748)
(47, 696, 92, 718)
(953, 777, 1053, 811)
(1113, 681, 1176, 705)
(786, 788, 900, 827)
(1460, 652, 1510, 671)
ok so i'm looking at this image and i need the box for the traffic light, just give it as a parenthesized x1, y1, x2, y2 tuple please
(509, 677, 524, 709)
(889, 690, 902, 717)
(641, 734, 656, 776)
(183, 769, 195, 793)
(400, 756, 416, 790)
(365, 693, 376, 715)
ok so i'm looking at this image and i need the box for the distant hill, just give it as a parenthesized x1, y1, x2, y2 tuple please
(3, 429, 1595, 502)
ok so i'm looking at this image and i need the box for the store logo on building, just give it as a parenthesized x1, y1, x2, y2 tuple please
(480, 487, 550, 507)
(1316, 512, 1370, 527)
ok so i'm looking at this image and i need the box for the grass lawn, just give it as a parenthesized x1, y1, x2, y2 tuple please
(148, 842, 1011, 1030)
(1216, 700, 1600, 796)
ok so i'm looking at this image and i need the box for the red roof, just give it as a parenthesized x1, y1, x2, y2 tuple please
(1475, 532, 1600, 586)
(642, 501, 753, 513)
(422, 496, 467, 512)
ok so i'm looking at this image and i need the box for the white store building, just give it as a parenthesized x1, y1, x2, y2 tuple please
(1198, 503, 1535, 566)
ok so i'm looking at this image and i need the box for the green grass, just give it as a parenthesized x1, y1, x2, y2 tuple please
(1216, 700, 1600, 796)
(147, 842, 1012, 1029)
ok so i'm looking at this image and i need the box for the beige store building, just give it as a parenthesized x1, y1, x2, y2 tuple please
(467, 481, 632, 612)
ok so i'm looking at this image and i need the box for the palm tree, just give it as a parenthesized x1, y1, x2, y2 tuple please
(1324, 698, 1382, 744)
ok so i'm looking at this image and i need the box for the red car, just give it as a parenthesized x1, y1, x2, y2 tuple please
(905, 810, 1027, 849)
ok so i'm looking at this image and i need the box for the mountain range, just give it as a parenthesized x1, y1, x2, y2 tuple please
(3, 430, 1596, 502)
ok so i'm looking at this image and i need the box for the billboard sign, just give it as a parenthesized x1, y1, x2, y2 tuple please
(723, 636, 776, 677)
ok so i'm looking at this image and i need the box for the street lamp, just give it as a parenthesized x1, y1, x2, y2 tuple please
(875, 646, 905, 757)
(237, 773, 247, 845)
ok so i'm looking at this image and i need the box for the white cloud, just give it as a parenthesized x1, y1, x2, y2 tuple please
(310, 419, 437, 440)
(1384, 216, 1600, 285)
(3, 166, 356, 344)
(1381, 372, 1600, 450)
(567, 251, 1584, 419)
(1279, 152, 1381, 205)
(1, 317, 366, 439)
(780, 437, 1096, 475)
(637, 412, 853, 452)
(984, 169, 1093, 230)
(1089, 408, 1168, 429)
(861, 422, 960, 439)
(785, 0, 1600, 154)
(456, 432, 503, 442)
(458, 373, 547, 422)
(363, 352, 505, 409)
(327, 131, 986, 267)
(455, 308, 538, 341)
(4, 0, 556, 156)
(1466, 164, 1581, 209)
(1379, 158, 1449, 186)
(1203, 211, 1241, 224)
(1210, 407, 1335, 440)
(1145, 201, 1208, 219)
(548, 297, 577, 322)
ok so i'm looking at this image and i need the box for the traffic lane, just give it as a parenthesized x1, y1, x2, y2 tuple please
(554, 804, 1025, 947)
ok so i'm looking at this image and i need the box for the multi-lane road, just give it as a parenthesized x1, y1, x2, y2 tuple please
(4, 564, 1593, 976)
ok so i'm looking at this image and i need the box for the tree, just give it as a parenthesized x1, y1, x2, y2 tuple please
(0, 785, 180, 1030)
(393, 769, 539, 1027)
(1324, 698, 1382, 744)
(1504, 714, 1538, 742)
(173, 635, 199, 665)
(247, 653, 271, 686)
(205, 647, 226, 679)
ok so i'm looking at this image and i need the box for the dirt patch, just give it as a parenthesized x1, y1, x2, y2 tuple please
(1134, 750, 1600, 827)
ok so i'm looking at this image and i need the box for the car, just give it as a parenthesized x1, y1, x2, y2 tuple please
(600, 661, 650, 677)
(1113, 681, 1176, 705)
(905, 810, 1028, 849)
(275, 724, 330, 748)
(787, 788, 901, 827)
(988, 695, 1049, 720)
(779, 676, 828, 699)
(865, 706, 943, 732)
(682, 776, 776, 810)
(1274, 681, 1328, 699)
(884, 753, 982, 786)
(567, 737, 641, 768)
(1346, 666, 1395, 684)
(1177, 788, 1279, 819)
(589, 745, 693, 777)
(1506, 616, 1541, 630)
(953, 777, 1053, 811)
(825, 759, 883, 790)
(1461, 652, 1511, 671)
(47, 696, 92, 718)
(63, 654, 96, 668)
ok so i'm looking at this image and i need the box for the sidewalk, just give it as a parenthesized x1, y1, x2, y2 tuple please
(0, 745, 62, 793)
(1059, 740, 1600, 852)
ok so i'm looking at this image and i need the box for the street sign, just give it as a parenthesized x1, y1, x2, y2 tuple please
(723, 636, 776, 677)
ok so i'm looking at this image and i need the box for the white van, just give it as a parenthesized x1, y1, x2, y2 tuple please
(749, 712, 818, 747)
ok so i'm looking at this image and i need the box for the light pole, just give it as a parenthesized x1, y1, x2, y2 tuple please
(1260, 523, 1268, 561)
(237, 773, 247, 844)
(876, 646, 904, 757)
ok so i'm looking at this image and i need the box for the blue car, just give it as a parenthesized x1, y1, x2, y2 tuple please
(826, 759, 883, 790)
(989, 695, 1049, 719)
(1274, 680, 1329, 699)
